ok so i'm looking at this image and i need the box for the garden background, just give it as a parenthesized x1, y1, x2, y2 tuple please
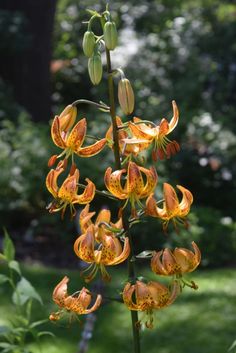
(0, 1, 235, 353)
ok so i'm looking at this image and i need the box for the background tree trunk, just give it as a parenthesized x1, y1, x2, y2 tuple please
(0, 0, 57, 122)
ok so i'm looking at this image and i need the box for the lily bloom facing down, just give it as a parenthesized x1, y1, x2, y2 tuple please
(106, 116, 151, 157)
(128, 100, 180, 160)
(46, 162, 95, 218)
(51, 111, 106, 163)
(74, 224, 130, 282)
(49, 276, 102, 321)
(104, 161, 157, 217)
(123, 280, 179, 328)
(146, 182, 193, 231)
(151, 241, 201, 277)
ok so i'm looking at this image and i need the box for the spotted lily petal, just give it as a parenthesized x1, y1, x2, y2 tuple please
(51, 116, 67, 148)
(73, 225, 95, 262)
(78, 138, 106, 157)
(67, 118, 87, 150)
(73, 178, 95, 204)
(46, 163, 65, 198)
(104, 167, 127, 199)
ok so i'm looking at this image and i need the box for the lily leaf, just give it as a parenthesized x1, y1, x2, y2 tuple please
(8, 260, 21, 276)
(3, 229, 15, 262)
(0, 274, 9, 285)
(37, 331, 55, 338)
(135, 250, 154, 259)
(12, 277, 43, 306)
(29, 319, 48, 329)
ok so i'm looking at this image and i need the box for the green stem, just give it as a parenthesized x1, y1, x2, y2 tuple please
(77, 183, 118, 201)
(105, 46, 141, 353)
(72, 99, 110, 111)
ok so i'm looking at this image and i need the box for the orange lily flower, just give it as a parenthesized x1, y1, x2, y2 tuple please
(46, 162, 95, 218)
(51, 110, 106, 162)
(49, 276, 102, 321)
(123, 280, 179, 328)
(146, 182, 193, 231)
(151, 241, 201, 276)
(79, 204, 123, 237)
(74, 223, 130, 282)
(104, 161, 158, 217)
(106, 116, 151, 157)
(128, 100, 180, 160)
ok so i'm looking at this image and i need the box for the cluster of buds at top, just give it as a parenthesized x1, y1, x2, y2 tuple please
(46, 5, 201, 331)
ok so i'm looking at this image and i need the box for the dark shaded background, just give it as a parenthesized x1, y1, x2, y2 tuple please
(0, 0, 235, 268)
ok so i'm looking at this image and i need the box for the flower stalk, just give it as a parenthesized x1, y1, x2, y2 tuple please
(105, 43, 141, 353)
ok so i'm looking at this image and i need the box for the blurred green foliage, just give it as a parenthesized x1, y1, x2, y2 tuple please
(0, 0, 235, 267)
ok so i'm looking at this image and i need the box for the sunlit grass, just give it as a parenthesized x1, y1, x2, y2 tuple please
(0, 265, 235, 353)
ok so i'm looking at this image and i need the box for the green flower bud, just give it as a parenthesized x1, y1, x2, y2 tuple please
(104, 21, 118, 50)
(88, 53, 103, 85)
(118, 78, 135, 115)
(82, 31, 96, 57)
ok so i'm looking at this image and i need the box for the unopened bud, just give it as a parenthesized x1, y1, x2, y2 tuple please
(59, 105, 77, 132)
(118, 78, 135, 115)
(88, 53, 103, 85)
(104, 21, 118, 50)
(82, 31, 96, 57)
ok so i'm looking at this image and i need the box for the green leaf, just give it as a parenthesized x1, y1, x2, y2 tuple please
(0, 253, 6, 261)
(12, 277, 43, 306)
(135, 250, 154, 259)
(3, 229, 15, 262)
(0, 274, 9, 284)
(37, 331, 55, 338)
(0, 326, 11, 336)
(8, 260, 21, 275)
(29, 319, 48, 329)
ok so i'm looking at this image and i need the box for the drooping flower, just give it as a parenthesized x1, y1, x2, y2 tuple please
(79, 204, 123, 237)
(49, 276, 102, 321)
(46, 162, 95, 218)
(104, 161, 158, 216)
(151, 241, 201, 276)
(123, 280, 179, 328)
(106, 116, 151, 157)
(50, 110, 106, 163)
(146, 182, 193, 231)
(128, 100, 180, 160)
(74, 223, 130, 282)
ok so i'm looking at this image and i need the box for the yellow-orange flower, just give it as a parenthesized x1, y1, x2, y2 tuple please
(74, 223, 130, 282)
(51, 110, 106, 162)
(123, 280, 179, 328)
(46, 162, 95, 218)
(104, 161, 157, 216)
(106, 116, 150, 156)
(151, 241, 201, 276)
(49, 276, 102, 321)
(128, 100, 180, 160)
(146, 182, 193, 231)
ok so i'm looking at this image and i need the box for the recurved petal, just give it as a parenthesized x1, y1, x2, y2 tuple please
(73, 178, 95, 204)
(73, 225, 95, 262)
(177, 185, 193, 216)
(46, 166, 64, 198)
(129, 119, 156, 139)
(151, 250, 168, 275)
(109, 237, 130, 265)
(67, 118, 87, 150)
(85, 293, 102, 314)
(162, 249, 179, 275)
(123, 282, 139, 311)
(51, 116, 67, 148)
(95, 208, 111, 226)
(127, 162, 144, 195)
(138, 166, 158, 198)
(163, 183, 180, 215)
(78, 138, 107, 157)
(77, 287, 92, 309)
(52, 276, 69, 307)
(146, 193, 165, 218)
(58, 170, 79, 202)
(104, 167, 127, 199)
(59, 105, 77, 132)
(79, 204, 95, 232)
(168, 100, 179, 133)
(99, 234, 118, 264)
